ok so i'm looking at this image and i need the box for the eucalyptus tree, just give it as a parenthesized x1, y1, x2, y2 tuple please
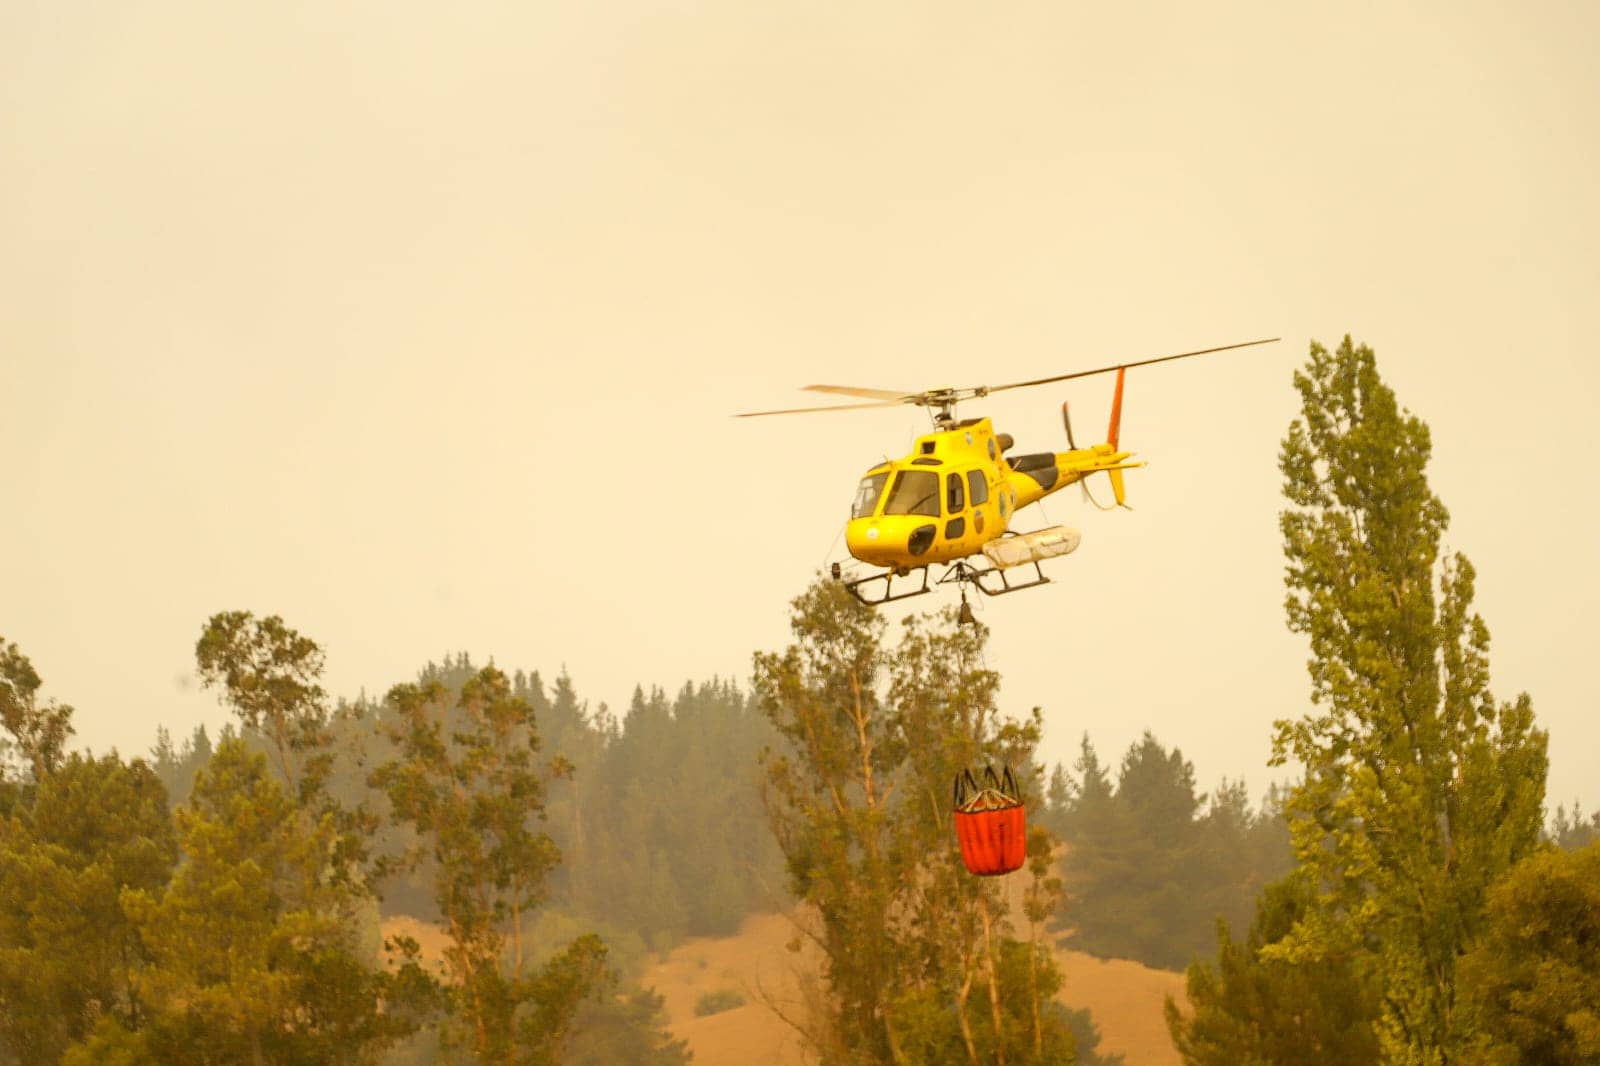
(754, 579, 1072, 1065)
(372, 665, 608, 1064)
(195, 611, 331, 804)
(0, 634, 73, 782)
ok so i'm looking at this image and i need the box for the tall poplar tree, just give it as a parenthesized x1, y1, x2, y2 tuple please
(1270, 337, 1547, 1063)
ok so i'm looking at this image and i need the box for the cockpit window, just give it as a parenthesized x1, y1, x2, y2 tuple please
(851, 472, 889, 519)
(883, 470, 941, 517)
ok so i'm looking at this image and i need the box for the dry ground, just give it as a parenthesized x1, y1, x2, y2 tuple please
(383, 897, 1188, 1065)
(639, 910, 1187, 1066)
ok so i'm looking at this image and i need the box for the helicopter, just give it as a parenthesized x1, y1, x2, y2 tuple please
(738, 338, 1280, 609)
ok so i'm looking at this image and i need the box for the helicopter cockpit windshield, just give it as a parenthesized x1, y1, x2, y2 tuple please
(882, 469, 941, 517)
(852, 472, 889, 519)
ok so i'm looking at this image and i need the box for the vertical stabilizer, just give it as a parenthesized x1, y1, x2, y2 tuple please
(1108, 367, 1127, 505)
(1107, 366, 1125, 448)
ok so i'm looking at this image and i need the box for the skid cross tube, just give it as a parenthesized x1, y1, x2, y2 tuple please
(938, 558, 1051, 597)
(835, 555, 1052, 606)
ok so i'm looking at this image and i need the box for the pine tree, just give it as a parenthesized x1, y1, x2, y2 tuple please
(1548, 802, 1599, 851)
(1271, 336, 1548, 1062)
(0, 753, 178, 1061)
(114, 738, 430, 1064)
(1165, 876, 1381, 1065)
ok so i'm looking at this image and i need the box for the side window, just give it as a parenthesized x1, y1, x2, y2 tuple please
(966, 470, 989, 506)
(946, 472, 965, 513)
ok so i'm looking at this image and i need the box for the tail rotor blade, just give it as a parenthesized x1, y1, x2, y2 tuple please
(1061, 401, 1080, 450)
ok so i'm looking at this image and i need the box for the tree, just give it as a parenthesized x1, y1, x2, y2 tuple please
(371, 665, 607, 1063)
(195, 611, 331, 805)
(754, 578, 1074, 1065)
(1164, 875, 1381, 1065)
(0, 753, 178, 1062)
(195, 611, 379, 893)
(0, 635, 73, 782)
(1052, 735, 1289, 971)
(1548, 802, 1599, 851)
(560, 986, 690, 1066)
(116, 738, 429, 1064)
(1458, 842, 1600, 1064)
(149, 723, 213, 808)
(1271, 336, 1548, 1062)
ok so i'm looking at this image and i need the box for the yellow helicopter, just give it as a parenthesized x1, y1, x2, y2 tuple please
(738, 338, 1279, 608)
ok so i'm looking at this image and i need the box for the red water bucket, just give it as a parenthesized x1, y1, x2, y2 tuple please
(953, 766, 1026, 876)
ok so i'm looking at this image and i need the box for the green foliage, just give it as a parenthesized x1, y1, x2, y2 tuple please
(148, 723, 213, 808)
(119, 738, 429, 1064)
(552, 678, 783, 947)
(1272, 336, 1549, 1062)
(0, 634, 74, 782)
(0, 752, 177, 1062)
(693, 988, 747, 1016)
(1458, 843, 1600, 1064)
(755, 579, 1077, 1065)
(372, 666, 611, 1063)
(1062, 1006, 1123, 1066)
(1051, 734, 1290, 971)
(370, 660, 784, 951)
(196, 611, 332, 804)
(1548, 801, 1599, 851)
(1165, 875, 1381, 1065)
(563, 985, 690, 1066)
(194, 612, 379, 893)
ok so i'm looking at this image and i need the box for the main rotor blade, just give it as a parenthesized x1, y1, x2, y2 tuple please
(984, 337, 1281, 394)
(735, 398, 908, 418)
(804, 384, 913, 401)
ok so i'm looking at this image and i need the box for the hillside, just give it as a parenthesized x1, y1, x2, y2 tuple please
(383, 909, 1185, 1064)
(641, 911, 1185, 1066)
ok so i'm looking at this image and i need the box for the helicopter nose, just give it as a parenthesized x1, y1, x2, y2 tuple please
(846, 518, 895, 564)
(846, 516, 936, 566)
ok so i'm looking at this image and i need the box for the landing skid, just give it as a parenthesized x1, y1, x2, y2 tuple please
(832, 564, 933, 606)
(833, 556, 1051, 607)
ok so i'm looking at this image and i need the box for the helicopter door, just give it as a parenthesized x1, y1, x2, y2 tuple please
(944, 472, 966, 540)
(966, 469, 989, 535)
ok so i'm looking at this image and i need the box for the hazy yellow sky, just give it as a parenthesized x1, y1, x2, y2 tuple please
(4, 1, 1597, 807)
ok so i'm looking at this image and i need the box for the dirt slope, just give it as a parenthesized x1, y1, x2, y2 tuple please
(381, 908, 1188, 1065)
(641, 910, 1187, 1066)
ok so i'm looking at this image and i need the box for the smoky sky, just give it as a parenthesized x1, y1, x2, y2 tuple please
(4, 1, 1597, 810)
